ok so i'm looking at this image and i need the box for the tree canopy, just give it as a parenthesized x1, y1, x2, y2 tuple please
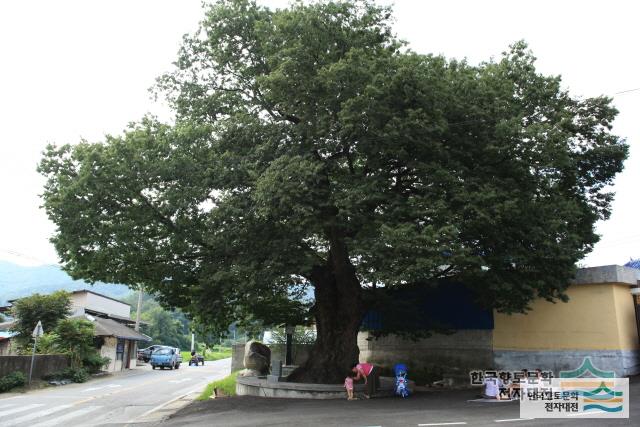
(39, 0, 628, 382)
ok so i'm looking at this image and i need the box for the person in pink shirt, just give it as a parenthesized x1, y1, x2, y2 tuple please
(344, 372, 356, 400)
(351, 362, 379, 398)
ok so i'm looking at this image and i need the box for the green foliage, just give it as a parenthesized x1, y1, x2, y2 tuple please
(36, 332, 61, 354)
(0, 371, 26, 393)
(44, 367, 89, 383)
(181, 346, 231, 362)
(198, 371, 239, 400)
(54, 318, 96, 366)
(142, 306, 190, 349)
(123, 292, 191, 349)
(38, 0, 628, 375)
(83, 353, 111, 374)
(9, 291, 71, 348)
(270, 327, 316, 345)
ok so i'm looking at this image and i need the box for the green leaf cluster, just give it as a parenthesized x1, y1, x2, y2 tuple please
(9, 291, 71, 348)
(0, 372, 26, 393)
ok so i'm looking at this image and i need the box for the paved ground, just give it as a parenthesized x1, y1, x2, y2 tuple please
(0, 358, 230, 427)
(157, 377, 639, 427)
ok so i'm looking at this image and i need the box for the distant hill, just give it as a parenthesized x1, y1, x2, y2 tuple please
(0, 260, 132, 305)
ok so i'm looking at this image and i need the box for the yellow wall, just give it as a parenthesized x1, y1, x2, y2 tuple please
(494, 283, 639, 351)
(613, 284, 640, 350)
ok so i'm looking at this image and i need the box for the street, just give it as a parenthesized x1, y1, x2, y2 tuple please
(0, 358, 230, 427)
(158, 376, 639, 427)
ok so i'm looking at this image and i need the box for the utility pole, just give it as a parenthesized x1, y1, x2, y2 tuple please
(133, 286, 143, 366)
(135, 286, 143, 332)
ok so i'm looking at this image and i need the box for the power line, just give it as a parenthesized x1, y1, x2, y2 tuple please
(614, 87, 640, 95)
(0, 249, 51, 265)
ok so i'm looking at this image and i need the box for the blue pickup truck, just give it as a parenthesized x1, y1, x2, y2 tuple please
(150, 347, 182, 370)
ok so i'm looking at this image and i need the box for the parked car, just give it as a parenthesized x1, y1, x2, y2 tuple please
(150, 347, 182, 370)
(138, 345, 166, 362)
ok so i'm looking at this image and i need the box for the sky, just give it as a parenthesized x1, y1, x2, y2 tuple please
(0, 0, 638, 268)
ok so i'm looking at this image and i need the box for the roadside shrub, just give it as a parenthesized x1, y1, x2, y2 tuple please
(0, 371, 27, 392)
(55, 318, 97, 367)
(83, 353, 111, 374)
(44, 367, 89, 383)
(67, 367, 89, 383)
(198, 371, 239, 400)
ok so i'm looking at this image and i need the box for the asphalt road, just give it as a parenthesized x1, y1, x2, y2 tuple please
(159, 377, 639, 427)
(0, 358, 230, 427)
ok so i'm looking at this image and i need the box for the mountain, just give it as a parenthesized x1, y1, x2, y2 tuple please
(0, 260, 132, 305)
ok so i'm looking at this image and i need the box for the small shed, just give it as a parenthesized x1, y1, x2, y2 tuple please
(90, 316, 151, 371)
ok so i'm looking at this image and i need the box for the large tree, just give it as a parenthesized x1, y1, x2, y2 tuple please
(39, 0, 627, 383)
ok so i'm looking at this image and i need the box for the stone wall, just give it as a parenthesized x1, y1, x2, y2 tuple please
(0, 355, 70, 379)
(269, 343, 313, 367)
(358, 330, 494, 376)
(494, 349, 640, 377)
(231, 343, 315, 373)
(231, 343, 245, 372)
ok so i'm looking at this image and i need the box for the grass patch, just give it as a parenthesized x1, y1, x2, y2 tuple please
(181, 346, 232, 363)
(198, 371, 239, 400)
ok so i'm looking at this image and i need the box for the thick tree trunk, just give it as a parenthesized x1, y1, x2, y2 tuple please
(288, 237, 365, 384)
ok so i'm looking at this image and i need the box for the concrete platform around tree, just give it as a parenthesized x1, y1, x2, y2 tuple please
(236, 375, 406, 399)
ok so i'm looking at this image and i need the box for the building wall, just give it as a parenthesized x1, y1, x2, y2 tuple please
(128, 340, 138, 369)
(493, 284, 621, 351)
(361, 268, 640, 379)
(99, 337, 138, 371)
(83, 293, 130, 318)
(70, 292, 88, 313)
(101, 336, 118, 372)
(493, 282, 640, 376)
(612, 284, 640, 350)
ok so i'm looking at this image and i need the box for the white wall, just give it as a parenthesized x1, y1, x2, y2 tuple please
(71, 291, 131, 318)
(100, 336, 118, 372)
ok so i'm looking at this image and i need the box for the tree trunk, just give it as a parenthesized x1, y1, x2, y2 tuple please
(288, 238, 365, 384)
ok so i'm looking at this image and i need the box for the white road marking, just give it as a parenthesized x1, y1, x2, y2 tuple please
(0, 403, 44, 417)
(418, 423, 467, 426)
(0, 403, 17, 410)
(30, 406, 101, 427)
(168, 378, 192, 384)
(83, 383, 122, 392)
(495, 419, 534, 423)
(2, 404, 72, 426)
(567, 410, 606, 416)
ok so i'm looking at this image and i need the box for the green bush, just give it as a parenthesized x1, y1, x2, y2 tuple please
(0, 371, 27, 392)
(44, 367, 89, 383)
(198, 371, 239, 400)
(83, 353, 110, 374)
